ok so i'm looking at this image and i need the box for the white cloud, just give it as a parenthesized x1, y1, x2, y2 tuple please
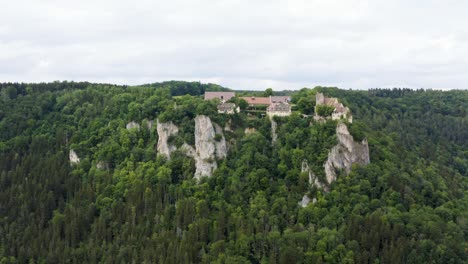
(1, 0, 467, 90)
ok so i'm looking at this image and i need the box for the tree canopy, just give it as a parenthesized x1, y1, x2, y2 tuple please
(0, 82, 466, 263)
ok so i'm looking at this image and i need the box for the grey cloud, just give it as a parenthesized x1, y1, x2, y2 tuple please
(1, 0, 468, 90)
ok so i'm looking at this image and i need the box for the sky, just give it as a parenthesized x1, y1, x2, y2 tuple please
(1, 0, 467, 90)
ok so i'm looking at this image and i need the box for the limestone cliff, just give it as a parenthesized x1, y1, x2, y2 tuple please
(96, 161, 109, 170)
(145, 119, 154, 130)
(213, 123, 227, 159)
(244, 128, 257, 134)
(126, 121, 140, 130)
(299, 195, 311, 208)
(299, 195, 317, 208)
(156, 120, 179, 159)
(299, 160, 322, 207)
(191, 115, 227, 179)
(271, 118, 278, 144)
(69, 149, 80, 165)
(192, 115, 218, 179)
(157, 116, 227, 180)
(301, 160, 324, 189)
(324, 122, 370, 184)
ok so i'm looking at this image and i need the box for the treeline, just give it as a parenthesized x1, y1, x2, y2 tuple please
(139, 81, 231, 96)
(0, 82, 466, 263)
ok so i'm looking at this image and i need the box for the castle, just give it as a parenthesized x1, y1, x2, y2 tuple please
(315, 93, 352, 122)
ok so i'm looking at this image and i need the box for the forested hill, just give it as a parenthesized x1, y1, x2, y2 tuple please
(0, 82, 466, 263)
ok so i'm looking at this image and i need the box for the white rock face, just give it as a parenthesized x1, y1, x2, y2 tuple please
(299, 195, 311, 207)
(299, 160, 323, 207)
(145, 120, 154, 130)
(244, 128, 257, 134)
(271, 118, 278, 144)
(156, 120, 179, 159)
(193, 115, 217, 179)
(180, 143, 196, 157)
(96, 161, 109, 170)
(324, 122, 370, 184)
(301, 160, 324, 189)
(298, 195, 317, 208)
(191, 115, 227, 180)
(126, 121, 140, 130)
(157, 116, 227, 180)
(224, 120, 233, 132)
(69, 149, 80, 165)
(214, 123, 227, 159)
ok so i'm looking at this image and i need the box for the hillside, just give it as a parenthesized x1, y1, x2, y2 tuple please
(0, 82, 466, 263)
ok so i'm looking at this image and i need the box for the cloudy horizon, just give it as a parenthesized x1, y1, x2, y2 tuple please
(1, 0, 467, 90)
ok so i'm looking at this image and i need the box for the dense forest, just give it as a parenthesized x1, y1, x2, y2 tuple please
(0, 81, 466, 263)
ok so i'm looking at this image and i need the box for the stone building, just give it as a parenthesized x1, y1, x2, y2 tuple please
(315, 93, 352, 122)
(217, 103, 239, 114)
(267, 102, 291, 117)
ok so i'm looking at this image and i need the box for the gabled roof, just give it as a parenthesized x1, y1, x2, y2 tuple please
(334, 104, 348, 114)
(268, 103, 291, 112)
(204, 92, 235, 101)
(323, 97, 339, 106)
(240, 96, 271, 105)
(270, 96, 290, 103)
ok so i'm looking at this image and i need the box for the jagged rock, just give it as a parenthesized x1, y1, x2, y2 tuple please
(299, 160, 323, 206)
(182, 138, 217, 179)
(69, 149, 80, 165)
(271, 118, 278, 144)
(214, 123, 227, 159)
(145, 120, 154, 130)
(324, 122, 370, 184)
(192, 115, 227, 180)
(224, 120, 233, 132)
(180, 143, 196, 157)
(301, 160, 324, 189)
(158, 116, 227, 180)
(126, 121, 140, 130)
(96, 161, 109, 170)
(299, 195, 311, 207)
(157, 120, 179, 159)
(244, 128, 257, 134)
(298, 195, 317, 208)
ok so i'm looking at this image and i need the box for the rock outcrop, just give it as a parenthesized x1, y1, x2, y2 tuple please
(190, 115, 227, 180)
(69, 149, 80, 165)
(126, 121, 141, 130)
(302, 160, 324, 189)
(224, 120, 233, 132)
(156, 120, 179, 159)
(193, 115, 218, 179)
(299, 195, 317, 208)
(271, 118, 278, 144)
(299, 195, 311, 207)
(245, 128, 257, 134)
(96, 161, 109, 170)
(299, 160, 322, 207)
(157, 116, 228, 180)
(145, 120, 154, 130)
(214, 123, 227, 159)
(324, 122, 370, 184)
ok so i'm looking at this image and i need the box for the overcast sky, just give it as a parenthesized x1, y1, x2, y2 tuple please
(1, 0, 467, 90)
